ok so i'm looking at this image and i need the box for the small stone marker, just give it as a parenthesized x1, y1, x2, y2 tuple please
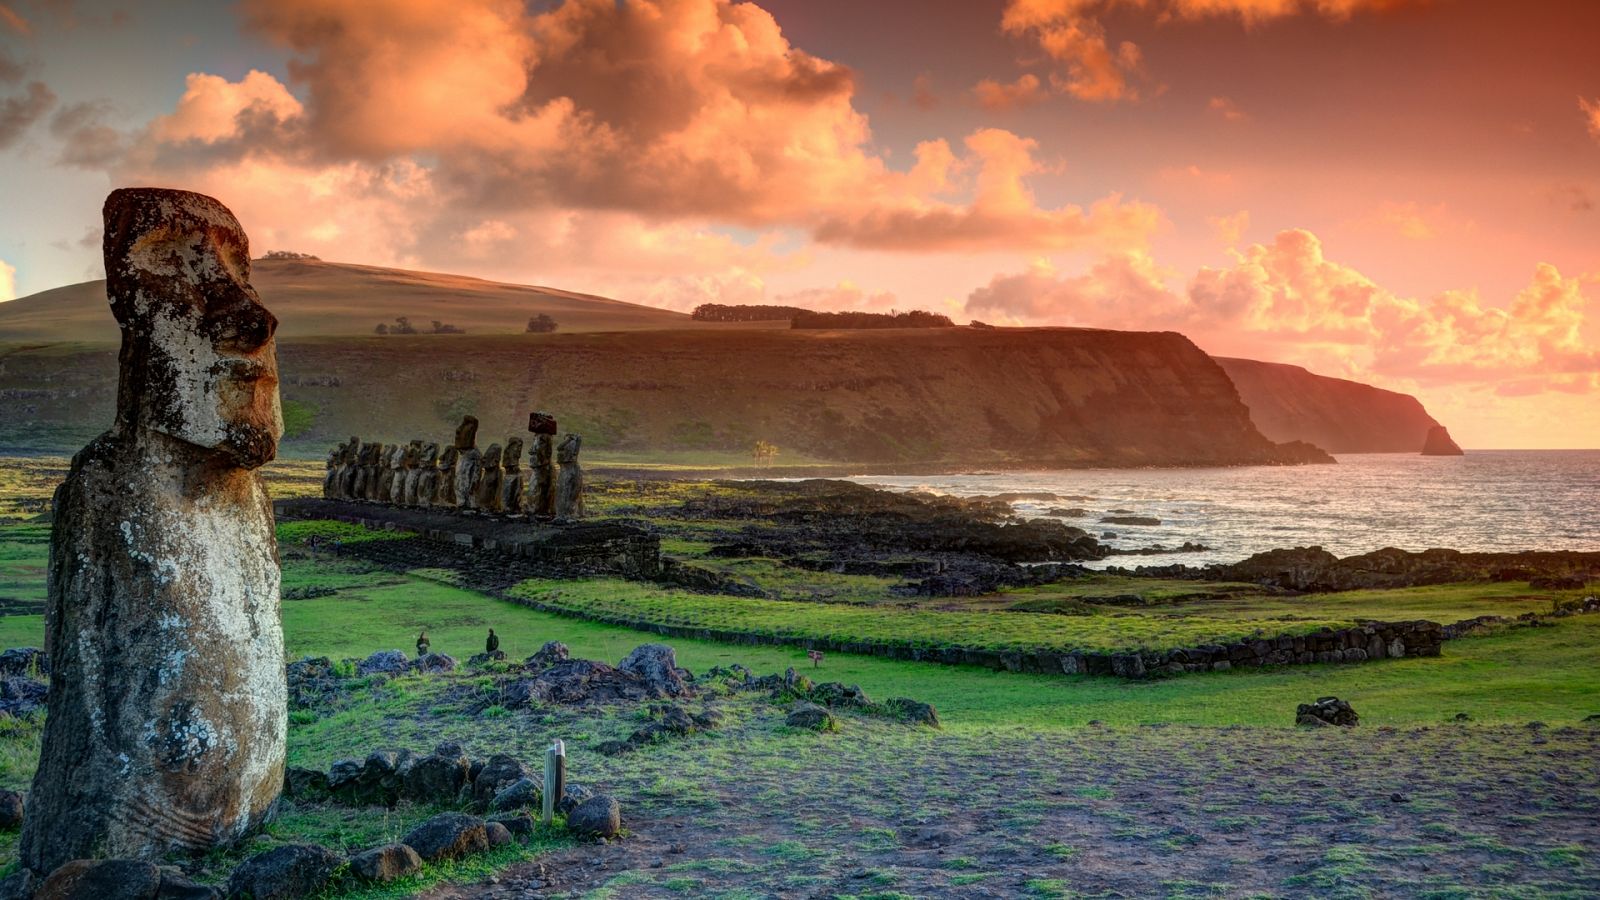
(543, 739, 566, 825)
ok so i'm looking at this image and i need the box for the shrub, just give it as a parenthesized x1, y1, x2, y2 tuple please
(691, 303, 814, 322)
(791, 309, 955, 329)
(526, 313, 558, 333)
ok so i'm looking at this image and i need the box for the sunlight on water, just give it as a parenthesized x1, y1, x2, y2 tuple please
(850, 451, 1600, 567)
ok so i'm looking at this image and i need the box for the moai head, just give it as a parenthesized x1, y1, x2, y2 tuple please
(361, 442, 382, 466)
(420, 442, 440, 468)
(402, 441, 421, 469)
(440, 446, 459, 470)
(103, 188, 281, 468)
(504, 437, 524, 470)
(528, 411, 558, 435)
(454, 415, 479, 451)
(325, 442, 341, 469)
(533, 433, 554, 465)
(557, 433, 582, 463)
(482, 443, 503, 469)
(343, 437, 360, 464)
(390, 444, 408, 470)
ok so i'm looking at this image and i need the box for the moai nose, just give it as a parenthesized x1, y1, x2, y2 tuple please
(207, 283, 278, 353)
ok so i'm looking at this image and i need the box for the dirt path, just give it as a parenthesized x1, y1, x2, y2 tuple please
(425, 722, 1600, 898)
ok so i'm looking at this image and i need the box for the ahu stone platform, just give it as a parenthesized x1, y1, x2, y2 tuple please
(274, 498, 660, 577)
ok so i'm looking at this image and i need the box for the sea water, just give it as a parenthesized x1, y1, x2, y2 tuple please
(848, 450, 1600, 568)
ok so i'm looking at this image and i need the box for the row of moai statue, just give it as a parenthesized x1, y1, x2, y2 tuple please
(322, 413, 585, 518)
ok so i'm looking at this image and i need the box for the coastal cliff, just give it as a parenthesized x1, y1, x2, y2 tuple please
(1215, 357, 1442, 454)
(0, 328, 1329, 468)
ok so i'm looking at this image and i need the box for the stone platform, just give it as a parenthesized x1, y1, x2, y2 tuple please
(274, 498, 660, 577)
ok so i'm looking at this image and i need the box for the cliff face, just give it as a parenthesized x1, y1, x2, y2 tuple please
(1421, 425, 1465, 456)
(0, 328, 1327, 467)
(1214, 357, 1441, 454)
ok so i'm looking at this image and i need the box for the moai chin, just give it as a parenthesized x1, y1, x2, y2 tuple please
(501, 437, 525, 515)
(21, 188, 286, 873)
(475, 443, 504, 512)
(555, 433, 585, 519)
(454, 415, 482, 510)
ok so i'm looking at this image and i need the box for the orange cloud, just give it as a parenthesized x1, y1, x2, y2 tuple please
(98, 0, 1154, 268)
(1582, 96, 1600, 142)
(965, 228, 1600, 393)
(973, 74, 1047, 111)
(773, 281, 900, 313)
(994, 0, 1426, 105)
(0, 4, 29, 36)
(1208, 96, 1248, 122)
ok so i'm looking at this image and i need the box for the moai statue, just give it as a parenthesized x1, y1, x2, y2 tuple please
(376, 444, 400, 503)
(21, 188, 286, 874)
(338, 437, 361, 499)
(397, 440, 421, 505)
(436, 445, 460, 506)
(453, 415, 481, 510)
(321, 441, 342, 499)
(364, 442, 387, 502)
(350, 442, 370, 500)
(474, 443, 504, 512)
(555, 433, 585, 519)
(501, 437, 525, 514)
(413, 442, 440, 508)
(528, 411, 558, 517)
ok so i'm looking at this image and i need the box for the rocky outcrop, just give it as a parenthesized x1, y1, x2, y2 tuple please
(1216, 356, 1442, 453)
(2, 326, 1333, 468)
(1140, 546, 1600, 593)
(1422, 425, 1464, 456)
(22, 189, 286, 874)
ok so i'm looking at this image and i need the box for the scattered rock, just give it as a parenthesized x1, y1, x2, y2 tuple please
(883, 697, 941, 728)
(356, 650, 409, 676)
(559, 783, 595, 817)
(402, 813, 489, 862)
(486, 821, 513, 848)
(227, 845, 341, 900)
(35, 860, 162, 900)
(470, 754, 532, 810)
(1296, 697, 1359, 728)
(1100, 515, 1161, 526)
(283, 767, 329, 801)
(0, 789, 23, 829)
(786, 702, 838, 732)
(489, 813, 536, 839)
(156, 872, 223, 900)
(408, 653, 458, 675)
(567, 795, 622, 839)
(526, 641, 570, 667)
(1452, 712, 1473, 722)
(0, 648, 48, 678)
(0, 676, 47, 718)
(618, 644, 691, 698)
(490, 778, 542, 812)
(400, 744, 470, 806)
(348, 843, 422, 884)
(467, 651, 507, 667)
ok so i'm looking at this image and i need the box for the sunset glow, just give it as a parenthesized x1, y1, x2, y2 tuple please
(1, 0, 1597, 447)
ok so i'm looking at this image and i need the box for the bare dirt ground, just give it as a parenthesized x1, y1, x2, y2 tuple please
(426, 720, 1600, 899)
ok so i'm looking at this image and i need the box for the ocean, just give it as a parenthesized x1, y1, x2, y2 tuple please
(848, 450, 1600, 568)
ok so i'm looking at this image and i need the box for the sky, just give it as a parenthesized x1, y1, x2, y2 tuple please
(1, 0, 1597, 448)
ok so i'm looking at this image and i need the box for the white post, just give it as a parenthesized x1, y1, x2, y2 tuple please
(542, 739, 566, 824)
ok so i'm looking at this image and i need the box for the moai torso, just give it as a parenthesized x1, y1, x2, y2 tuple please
(436, 446, 460, 507)
(474, 443, 504, 512)
(413, 442, 439, 508)
(501, 437, 524, 514)
(22, 188, 286, 873)
(338, 438, 361, 499)
(454, 416, 481, 510)
(531, 433, 556, 517)
(555, 433, 585, 519)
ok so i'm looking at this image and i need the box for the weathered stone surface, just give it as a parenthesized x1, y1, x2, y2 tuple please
(501, 437, 524, 514)
(1296, 696, 1359, 727)
(400, 744, 471, 805)
(411, 442, 439, 507)
(527, 641, 569, 667)
(486, 821, 514, 848)
(357, 650, 409, 676)
(555, 434, 585, 518)
(436, 446, 459, 507)
(490, 777, 541, 812)
(155, 871, 222, 899)
(282, 768, 329, 800)
(527, 411, 558, 435)
(35, 859, 162, 900)
(618, 644, 690, 698)
(474, 443, 503, 512)
(883, 697, 941, 728)
(488, 813, 535, 838)
(567, 795, 622, 839)
(453, 416, 481, 510)
(530, 433, 555, 517)
(786, 702, 838, 732)
(348, 843, 422, 884)
(470, 753, 530, 811)
(408, 652, 457, 674)
(401, 812, 489, 862)
(226, 845, 340, 900)
(0, 789, 23, 829)
(22, 188, 287, 874)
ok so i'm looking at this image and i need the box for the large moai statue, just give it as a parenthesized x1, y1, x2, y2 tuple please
(365, 442, 388, 501)
(338, 437, 361, 499)
(474, 443, 504, 512)
(350, 441, 371, 500)
(453, 416, 482, 511)
(501, 437, 525, 514)
(321, 441, 342, 499)
(397, 441, 421, 505)
(528, 412, 558, 517)
(21, 189, 286, 874)
(377, 444, 403, 503)
(555, 433, 585, 519)
(413, 442, 439, 508)
(436, 446, 460, 506)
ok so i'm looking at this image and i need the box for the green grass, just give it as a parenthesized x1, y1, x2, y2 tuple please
(506, 577, 1361, 655)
